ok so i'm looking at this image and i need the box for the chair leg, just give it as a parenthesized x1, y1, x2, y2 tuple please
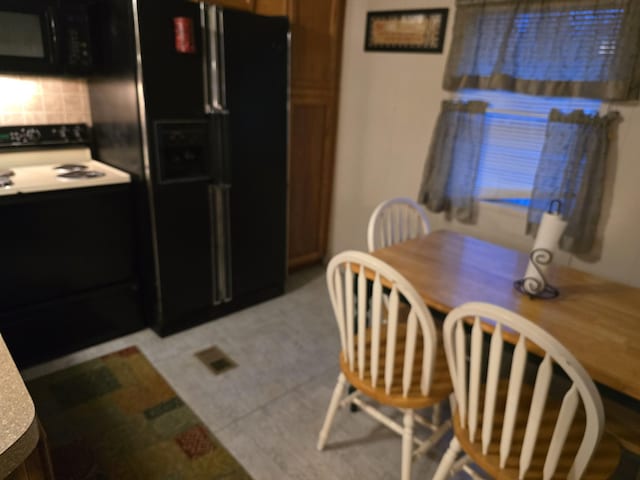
(348, 385, 359, 412)
(401, 410, 414, 480)
(317, 373, 346, 451)
(432, 402, 441, 425)
(433, 437, 461, 480)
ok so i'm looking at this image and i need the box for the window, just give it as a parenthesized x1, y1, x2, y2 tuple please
(456, 89, 601, 205)
(419, 0, 630, 248)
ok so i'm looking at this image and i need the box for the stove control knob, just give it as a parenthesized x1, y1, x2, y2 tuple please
(58, 126, 68, 140)
(26, 128, 41, 142)
(16, 128, 27, 143)
(72, 125, 83, 140)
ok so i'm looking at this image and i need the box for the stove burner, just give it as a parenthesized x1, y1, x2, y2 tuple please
(0, 176, 14, 188)
(0, 169, 15, 177)
(54, 164, 89, 173)
(57, 170, 106, 179)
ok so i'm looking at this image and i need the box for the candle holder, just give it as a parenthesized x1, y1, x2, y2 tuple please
(513, 248, 559, 299)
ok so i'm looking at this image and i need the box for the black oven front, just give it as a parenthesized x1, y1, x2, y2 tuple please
(0, 0, 92, 76)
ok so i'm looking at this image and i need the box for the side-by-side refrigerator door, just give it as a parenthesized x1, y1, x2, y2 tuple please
(137, 0, 216, 332)
(203, 6, 288, 307)
(219, 9, 288, 301)
(204, 4, 233, 305)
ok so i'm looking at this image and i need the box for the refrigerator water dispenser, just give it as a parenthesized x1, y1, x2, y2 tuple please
(155, 121, 209, 183)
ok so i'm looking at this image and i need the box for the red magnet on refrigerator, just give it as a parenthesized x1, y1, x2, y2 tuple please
(173, 17, 196, 54)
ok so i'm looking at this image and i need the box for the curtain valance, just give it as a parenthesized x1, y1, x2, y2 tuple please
(444, 0, 640, 100)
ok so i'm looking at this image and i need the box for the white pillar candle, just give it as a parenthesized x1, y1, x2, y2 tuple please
(523, 211, 567, 294)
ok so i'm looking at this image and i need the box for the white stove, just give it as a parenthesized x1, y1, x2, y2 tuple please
(0, 124, 130, 196)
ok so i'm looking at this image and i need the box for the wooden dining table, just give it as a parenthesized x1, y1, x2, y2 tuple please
(371, 230, 640, 402)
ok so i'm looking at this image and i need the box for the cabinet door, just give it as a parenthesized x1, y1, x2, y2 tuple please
(288, 0, 345, 269)
(289, 94, 334, 268)
(6, 421, 55, 480)
(254, 0, 288, 16)
(202, 0, 255, 12)
(289, 0, 343, 90)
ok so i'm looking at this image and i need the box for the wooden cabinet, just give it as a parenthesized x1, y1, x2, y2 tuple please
(203, 0, 255, 11)
(287, 0, 345, 269)
(254, 0, 287, 16)
(199, 0, 286, 14)
(6, 421, 55, 480)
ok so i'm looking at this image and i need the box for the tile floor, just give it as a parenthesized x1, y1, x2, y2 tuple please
(21, 267, 638, 480)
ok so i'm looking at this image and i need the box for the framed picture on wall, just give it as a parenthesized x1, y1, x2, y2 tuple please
(365, 9, 449, 53)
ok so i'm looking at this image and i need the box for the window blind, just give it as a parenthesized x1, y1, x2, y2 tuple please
(457, 90, 601, 199)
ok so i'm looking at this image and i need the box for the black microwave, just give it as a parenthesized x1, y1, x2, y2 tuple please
(0, 0, 92, 76)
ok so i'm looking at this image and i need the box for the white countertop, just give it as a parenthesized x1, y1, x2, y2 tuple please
(0, 335, 39, 478)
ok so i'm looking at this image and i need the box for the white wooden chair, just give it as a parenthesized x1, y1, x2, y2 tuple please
(317, 251, 452, 480)
(433, 302, 621, 480)
(367, 197, 440, 423)
(367, 197, 431, 252)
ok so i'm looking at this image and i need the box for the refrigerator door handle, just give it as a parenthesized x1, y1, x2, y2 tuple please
(208, 184, 222, 306)
(205, 5, 227, 113)
(207, 109, 231, 182)
(208, 184, 233, 305)
(218, 110, 231, 184)
(200, 3, 211, 114)
(220, 183, 233, 303)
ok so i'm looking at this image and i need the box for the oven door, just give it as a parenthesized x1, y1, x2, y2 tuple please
(0, 0, 57, 75)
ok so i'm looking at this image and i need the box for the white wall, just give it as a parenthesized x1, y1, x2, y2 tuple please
(329, 0, 640, 287)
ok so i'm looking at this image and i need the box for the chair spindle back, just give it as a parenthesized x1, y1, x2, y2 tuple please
(367, 197, 430, 252)
(443, 302, 605, 480)
(326, 251, 438, 397)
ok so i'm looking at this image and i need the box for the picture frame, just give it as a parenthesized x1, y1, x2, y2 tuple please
(364, 9, 449, 53)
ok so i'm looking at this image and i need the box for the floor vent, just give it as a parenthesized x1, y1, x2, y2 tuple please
(195, 346, 237, 375)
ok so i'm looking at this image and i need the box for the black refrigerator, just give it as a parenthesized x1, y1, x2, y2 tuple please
(87, 0, 288, 335)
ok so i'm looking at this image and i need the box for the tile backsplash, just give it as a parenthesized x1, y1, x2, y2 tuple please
(0, 75, 92, 126)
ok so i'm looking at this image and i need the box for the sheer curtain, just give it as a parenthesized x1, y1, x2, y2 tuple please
(444, 0, 640, 100)
(417, 100, 488, 222)
(527, 109, 620, 254)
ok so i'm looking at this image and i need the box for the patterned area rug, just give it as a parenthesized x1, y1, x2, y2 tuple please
(26, 346, 252, 480)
